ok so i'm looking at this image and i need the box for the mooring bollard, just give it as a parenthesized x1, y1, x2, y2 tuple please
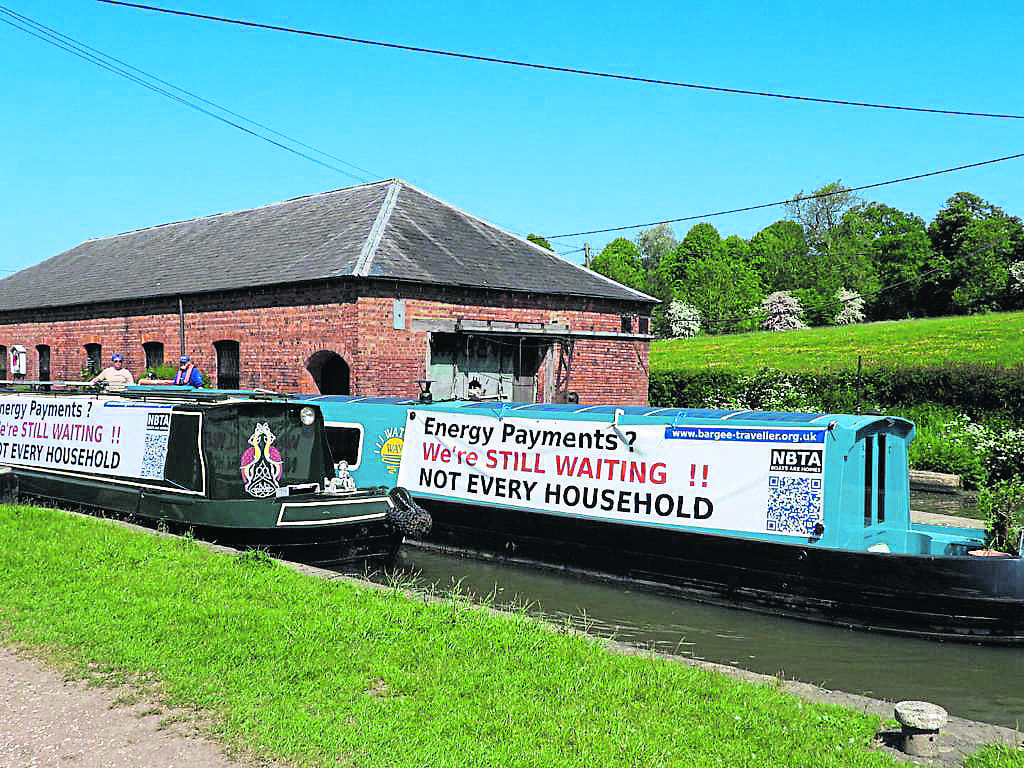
(894, 700, 948, 758)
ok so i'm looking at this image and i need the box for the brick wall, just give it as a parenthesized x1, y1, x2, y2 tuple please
(0, 280, 651, 404)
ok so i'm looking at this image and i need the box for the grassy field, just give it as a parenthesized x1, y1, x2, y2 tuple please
(651, 312, 1024, 374)
(8, 505, 1021, 768)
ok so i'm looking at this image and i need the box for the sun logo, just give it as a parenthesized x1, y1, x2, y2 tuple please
(374, 426, 405, 475)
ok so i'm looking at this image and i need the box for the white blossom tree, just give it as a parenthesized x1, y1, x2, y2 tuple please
(835, 288, 865, 325)
(758, 291, 806, 331)
(664, 300, 701, 338)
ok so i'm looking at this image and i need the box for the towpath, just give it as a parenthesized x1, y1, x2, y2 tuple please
(0, 646, 281, 768)
(910, 510, 985, 528)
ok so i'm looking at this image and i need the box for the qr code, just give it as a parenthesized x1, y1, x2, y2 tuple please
(141, 432, 169, 479)
(766, 476, 823, 534)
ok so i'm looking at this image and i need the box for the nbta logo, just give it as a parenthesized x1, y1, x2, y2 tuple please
(769, 449, 823, 473)
(146, 413, 171, 430)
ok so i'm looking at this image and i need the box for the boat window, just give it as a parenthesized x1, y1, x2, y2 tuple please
(215, 340, 240, 390)
(164, 413, 203, 492)
(84, 343, 101, 375)
(877, 434, 886, 524)
(325, 425, 362, 468)
(863, 436, 873, 527)
(143, 341, 164, 371)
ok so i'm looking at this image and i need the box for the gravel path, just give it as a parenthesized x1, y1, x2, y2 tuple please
(0, 648, 279, 768)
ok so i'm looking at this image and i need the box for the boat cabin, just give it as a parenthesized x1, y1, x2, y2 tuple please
(0, 384, 409, 567)
(301, 396, 982, 556)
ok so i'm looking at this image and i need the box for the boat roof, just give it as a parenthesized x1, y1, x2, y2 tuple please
(300, 395, 913, 433)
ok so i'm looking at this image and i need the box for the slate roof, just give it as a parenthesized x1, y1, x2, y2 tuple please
(0, 180, 655, 312)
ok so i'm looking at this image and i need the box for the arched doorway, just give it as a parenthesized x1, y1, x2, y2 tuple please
(307, 350, 350, 395)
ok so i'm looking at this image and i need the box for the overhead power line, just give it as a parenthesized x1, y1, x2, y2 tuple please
(97, 0, 1024, 121)
(545, 152, 1024, 239)
(0, 5, 379, 182)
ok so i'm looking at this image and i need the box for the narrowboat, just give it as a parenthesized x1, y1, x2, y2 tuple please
(303, 395, 1024, 644)
(0, 384, 428, 568)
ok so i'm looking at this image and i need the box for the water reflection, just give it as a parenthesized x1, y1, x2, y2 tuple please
(384, 547, 1023, 729)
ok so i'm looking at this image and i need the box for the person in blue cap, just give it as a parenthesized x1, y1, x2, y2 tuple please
(92, 353, 135, 391)
(173, 355, 203, 387)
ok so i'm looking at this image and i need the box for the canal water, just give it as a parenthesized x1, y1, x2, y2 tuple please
(376, 491, 1024, 729)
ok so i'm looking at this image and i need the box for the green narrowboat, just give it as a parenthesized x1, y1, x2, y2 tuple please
(0, 384, 428, 568)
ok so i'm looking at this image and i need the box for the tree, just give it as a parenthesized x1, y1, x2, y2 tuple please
(589, 238, 646, 292)
(924, 192, 1024, 315)
(785, 180, 863, 254)
(663, 300, 701, 338)
(758, 291, 806, 331)
(835, 288, 866, 325)
(793, 284, 842, 327)
(634, 223, 677, 272)
(748, 220, 809, 292)
(781, 182, 871, 322)
(1008, 261, 1024, 310)
(675, 255, 763, 335)
(723, 234, 751, 265)
(527, 233, 554, 251)
(831, 204, 932, 320)
(657, 222, 724, 289)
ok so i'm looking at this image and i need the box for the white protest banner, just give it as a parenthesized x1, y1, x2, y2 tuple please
(0, 395, 173, 480)
(396, 411, 827, 537)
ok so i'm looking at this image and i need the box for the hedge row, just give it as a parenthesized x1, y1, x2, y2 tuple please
(649, 363, 1024, 415)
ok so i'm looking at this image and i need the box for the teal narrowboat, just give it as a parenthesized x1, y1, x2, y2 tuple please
(303, 395, 1024, 644)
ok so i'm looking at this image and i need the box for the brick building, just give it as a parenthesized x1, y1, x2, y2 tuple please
(0, 179, 656, 404)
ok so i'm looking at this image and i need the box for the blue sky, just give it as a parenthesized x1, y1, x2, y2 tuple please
(1, 0, 1021, 277)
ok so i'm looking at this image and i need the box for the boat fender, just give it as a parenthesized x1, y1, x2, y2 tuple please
(386, 486, 432, 539)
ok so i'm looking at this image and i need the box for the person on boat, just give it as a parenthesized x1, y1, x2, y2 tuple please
(92, 353, 135, 391)
(174, 355, 204, 387)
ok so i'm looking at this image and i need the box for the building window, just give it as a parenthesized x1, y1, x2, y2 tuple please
(214, 340, 240, 390)
(36, 345, 51, 381)
(0, 345, 6, 379)
(620, 314, 633, 333)
(84, 344, 101, 375)
(428, 332, 543, 402)
(638, 316, 650, 335)
(143, 342, 164, 372)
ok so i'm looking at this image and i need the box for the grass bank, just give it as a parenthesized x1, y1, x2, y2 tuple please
(6, 504, 1006, 768)
(651, 312, 1024, 374)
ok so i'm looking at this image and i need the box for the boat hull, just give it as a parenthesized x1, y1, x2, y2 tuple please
(10, 467, 401, 570)
(416, 499, 1024, 644)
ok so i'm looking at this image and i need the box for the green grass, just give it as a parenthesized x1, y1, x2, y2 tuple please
(651, 312, 1024, 374)
(0, 505, 956, 768)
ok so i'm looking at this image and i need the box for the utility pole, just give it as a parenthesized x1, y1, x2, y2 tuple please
(583, 242, 591, 267)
